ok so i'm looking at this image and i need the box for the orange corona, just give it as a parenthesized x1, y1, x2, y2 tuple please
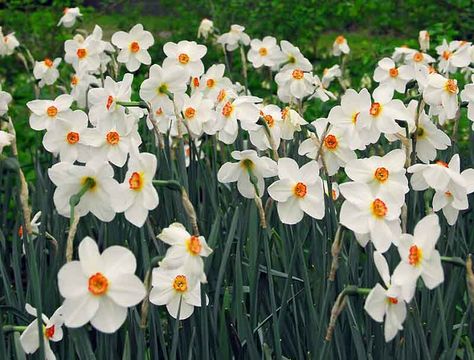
(88, 272, 109, 295)
(293, 182, 307, 198)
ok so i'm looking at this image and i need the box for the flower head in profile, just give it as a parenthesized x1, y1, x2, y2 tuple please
(20, 304, 64, 360)
(217, 150, 277, 198)
(249, 104, 282, 150)
(268, 158, 324, 224)
(279, 40, 312, 71)
(460, 76, 474, 130)
(364, 252, 407, 342)
(0, 27, 20, 56)
(149, 267, 208, 320)
(197, 18, 214, 39)
(158, 223, 212, 282)
(57, 237, 146, 333)
(332, 35, 350, 56)
(0, 88, 12, 116)
(217, 24, 250, 51)
(279, 106, 307, 140)
(111, 24, 154, 72)
(0, 130, 14, 154)
(58, 7, 82, 28)
(418, 30, 430, 51)
(423, 73, 459, 119)
(392, 214, 444, 302)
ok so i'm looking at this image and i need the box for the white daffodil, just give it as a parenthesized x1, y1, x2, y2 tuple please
(392, 214, 444, 302)
(249, 104, 282, 150)
(217, 150, 277, 198)
(339, 182, 403, 253)
(158, 223, 212, 282)
(460, 77, 474, 129)
(149, 267, 208, 320)
(309, 75, 336, 102)
(20, 304, 64, 360)
(58, 237, 146, 333)
(373, 57, 414, 94)
(111, 152, 159, 227)
(57, 7, 82, 28)
(344, 149, 409, 198)
(267, 158, 324, 224)
(0, 130, 14, 154)
(64, 34, 104, 72)
(217, 24, 250, 51)
(279, 40, 312, 71)
(139, 64, 188, 113)
(298, 118, 357, 176)
(0, 27, 19, 56)
(414, 110, 451, 163)
(42, 109, 90, 163)
(332, 35, 350, 56)
(90, 25, 115, 74)
(33, 58, 61, 88)
(70, 70, 99, 108)
(27, 94, 74, 131)
(181, 92, 216, 137)
(357, 85, 411, 144)
(199, 64, 233, 101)
(279, 106, 307, 140)
(275, 68, 314, 102)
(88, 73, 136, 126)
(436, 39, 471, 74)
(418, 30, 430, 51)
(215, 95, 262, 144)
(82, 115, 141, 167)
(364, 252, 407, 342)
(392, 46, 416, 63)
(327, 88, 372, 150)
(247, 36, 282, 68)
(0, 88, 12, 116)
(111, 24, 154, 72)
(48, 161, 119, 222)
(163, 40, 207, 78)
(321, 65, 342, 88)
(423, 73, 459, 119)
(404, 50, 435, 72)
(197, 18, 214, 39)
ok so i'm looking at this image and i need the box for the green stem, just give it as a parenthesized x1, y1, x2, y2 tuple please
(69, 177, 95, 226)
(116, 100, 150, 109)
(152, 179, 183, 192)
(441, 256, 466, 267)
(239, 44, 249, 95)
(2, 325, 27, 333)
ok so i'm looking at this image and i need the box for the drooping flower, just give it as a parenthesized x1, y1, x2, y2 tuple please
(149, 266, 208, 320)
(364, 252, 407, 342)
(48, 161, 119, 222)
(249, 104, 282, 150)
(157, 223, 212, 282)
(339, 182, 403, 252)
(33, 58, 62, 88)
(423, 73, 459, 119)
(321, 65, 342, 88)
(332, 35, 350, 56)
(111, 152, 159, 227)
(279, 106, 307, 140)
(217, 150, 277, 198)
(57, 7, 82, 28)
(418, 30, 430, 51)
(197, 18, 214, 39)
(217, 24, 250, 51)
(57, 237, 146, 333)
(267, 158, 324, 224)
(392, 214, 444, 302)
(20, 304, 64, 360)
(163, 40, 207, 78)
(111, 24, 154, 72)
(0, 27, 20, 56)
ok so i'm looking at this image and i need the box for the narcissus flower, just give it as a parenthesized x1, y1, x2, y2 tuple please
(70, 69, 99, 108)
(158, 223, 212, 282)
(139, 64, 188, 113)
(332, 35, 350, 56)
(344, 149, 409, 198)
(418, 30, 430, 51)
(20, 304, 64, 360)
(423, 73, 459, 119)
(327, 88, 371, 150)
(149, 267, 208, 320)
(392, 214, 444, 302)
(279, 106, 307, 140)
(27, 94, 74, 131)
(275, 68, 314, 102)
(0, 88, 12, 116)
(460, 76, 474, 129)
(339, 182, 403, 252)
(413, 110, 451, 163)
(199, 64, 232, 100)
(436, 39, 471, 74)
(180, 92, 216, 137)
(0, 27, 19, 56)
(364, 252, 407, 342)
(163, 40, 207, 78)
(33, 58, 61, 88)
(217, 24, 250, 51)
(111, 24, 154, 72)
(57, 7, 82, 28)
(197, 18, 214, 39)
(111, 152, 159, 227)
(58, 237, 146, 333)
(267, 158, 324, 224)
(217, 150, 277, 198)
(321, 65, 342, 88)
(249, 104, 282, 150)
(247, 36, 282, 68)
(0, 130, 14, 154)
(42, 109, 90, 163)
(48, 161, 119, 222)
(64, 34, 104, 72)
(279, 40, 312, 71)
(373, 57, 414, 94)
